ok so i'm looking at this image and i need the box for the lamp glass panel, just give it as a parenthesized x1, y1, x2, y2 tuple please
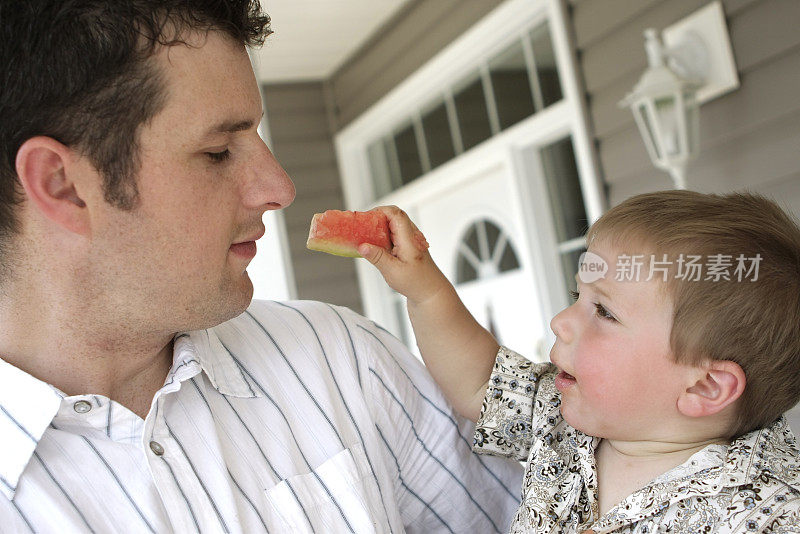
(489, 40, 535, 130)
(636, 102, 661, 161)
(654, 94, 681, 158)
(684, 92, 700, 157)
(421, 98, 456, 170)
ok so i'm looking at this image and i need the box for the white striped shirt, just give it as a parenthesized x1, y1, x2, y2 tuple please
(0, 300, 522, 533)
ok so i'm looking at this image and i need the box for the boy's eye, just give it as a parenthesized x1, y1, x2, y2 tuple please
(205, 149, 231, 162)
(594, 303, 616, 322)
(571, 289, 617, 322)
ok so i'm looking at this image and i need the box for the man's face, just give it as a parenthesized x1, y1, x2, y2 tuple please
(548, 240, 696, 441)
(83, 31, 295, 333)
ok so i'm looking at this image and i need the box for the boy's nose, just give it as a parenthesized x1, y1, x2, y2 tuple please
(550, 306, 573, 343)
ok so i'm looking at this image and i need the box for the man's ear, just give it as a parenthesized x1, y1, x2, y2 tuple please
(15, 136, 89, 236)
(677, 360, 746, 418)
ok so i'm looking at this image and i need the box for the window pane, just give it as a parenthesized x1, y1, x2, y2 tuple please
(499, 241, 520, 272)
(489, 41, 535, 130)
(453, 72, 492, 151)
(456, 251, 479, 284)
(463, 223, 480, 258)
(392, 122, 422, 185)
(560, 247, 586, 297)
(421, 99, 456, 170)
(529, 23, 562, 108)
(485, 220, 500, 255)
(367, 139, 398, 197)
(541, 137, 588, 242)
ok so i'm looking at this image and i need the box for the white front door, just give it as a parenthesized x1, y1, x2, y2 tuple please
(411, 158, 548, 362)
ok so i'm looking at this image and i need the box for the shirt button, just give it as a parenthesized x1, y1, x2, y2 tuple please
(73, 400, 92, 414)
(149, 441, 165, 456)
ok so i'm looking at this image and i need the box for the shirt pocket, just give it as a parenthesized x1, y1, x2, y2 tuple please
(262, 443, 389, 533)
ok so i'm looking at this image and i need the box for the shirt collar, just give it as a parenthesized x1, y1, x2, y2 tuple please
(0, 323, 258, 500)
(177, 326, 260, 399)
(592, 417, 800, 530)
(723, 416, 800, 491)
(0, 357, 62, 500)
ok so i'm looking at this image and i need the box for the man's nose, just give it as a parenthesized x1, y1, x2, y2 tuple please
(243, 143, 296, 211)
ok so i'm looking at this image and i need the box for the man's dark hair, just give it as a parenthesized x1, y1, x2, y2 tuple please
(0, 0, 270, 255)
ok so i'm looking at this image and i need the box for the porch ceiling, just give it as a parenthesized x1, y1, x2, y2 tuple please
(252, 0, 413, 84)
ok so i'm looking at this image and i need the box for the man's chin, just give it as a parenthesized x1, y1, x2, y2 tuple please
(183, 283, 254, 332)
(224, 280, 254, 321)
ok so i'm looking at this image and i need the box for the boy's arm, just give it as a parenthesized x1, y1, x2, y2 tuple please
(358, 206, 498, 421)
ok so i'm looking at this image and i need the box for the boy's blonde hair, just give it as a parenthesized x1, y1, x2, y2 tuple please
(587, 190, 800, 437)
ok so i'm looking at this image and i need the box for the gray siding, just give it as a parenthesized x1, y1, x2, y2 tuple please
(570, 0, 800, 219)
(326, 0, 505, 131)
(261, 82, 363, 313)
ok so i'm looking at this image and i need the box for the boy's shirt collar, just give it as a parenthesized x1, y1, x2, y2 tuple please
(590, 417, 800, 530)
(723, 416, 800, 491)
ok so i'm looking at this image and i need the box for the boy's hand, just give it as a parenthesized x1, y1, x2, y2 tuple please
(359, 205, 498, 422)
(358, 206, 449, 306)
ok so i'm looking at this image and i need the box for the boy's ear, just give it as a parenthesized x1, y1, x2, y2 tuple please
(677, 360, 746, 419)
(15, 136, 90, 236)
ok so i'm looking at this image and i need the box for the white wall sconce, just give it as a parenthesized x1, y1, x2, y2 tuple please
(619, 1, 739, 190)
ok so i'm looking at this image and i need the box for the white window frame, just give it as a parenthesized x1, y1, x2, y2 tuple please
(335, 0, 604, 338)
(249, 51, 297, 302)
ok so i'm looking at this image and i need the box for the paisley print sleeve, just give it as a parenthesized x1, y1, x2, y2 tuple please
(472, 346, 557, 461)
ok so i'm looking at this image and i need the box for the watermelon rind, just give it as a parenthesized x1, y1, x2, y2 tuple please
(306, 237, 361, 258)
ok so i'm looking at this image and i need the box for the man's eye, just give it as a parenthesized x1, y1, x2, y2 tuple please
(206, 149, 231, 162)
(569, 290, 579, 301)
(594, 303, 616, 322)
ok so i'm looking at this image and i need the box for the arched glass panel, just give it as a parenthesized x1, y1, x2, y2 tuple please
(455, 219, 520, 284)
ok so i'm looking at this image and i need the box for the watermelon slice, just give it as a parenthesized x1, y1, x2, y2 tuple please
(306, 210, 392, 258)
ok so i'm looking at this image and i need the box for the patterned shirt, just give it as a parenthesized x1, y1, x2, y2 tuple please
(473, 347, 800, 533)
(0, 300, 522, 533)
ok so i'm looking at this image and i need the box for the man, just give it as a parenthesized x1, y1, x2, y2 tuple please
(0, 1, 521, 532)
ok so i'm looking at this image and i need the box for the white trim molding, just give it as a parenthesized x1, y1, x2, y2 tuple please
(335, 0, 604, 341)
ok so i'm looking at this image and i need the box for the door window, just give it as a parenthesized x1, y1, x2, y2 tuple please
(455, 219, 521, 284)
(540, 136, 589, 295)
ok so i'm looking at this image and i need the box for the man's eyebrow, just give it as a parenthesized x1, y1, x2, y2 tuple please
(202, 112, 264, 137)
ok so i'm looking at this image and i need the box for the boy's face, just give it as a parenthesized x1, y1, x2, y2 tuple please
(549, 240, 697, 441)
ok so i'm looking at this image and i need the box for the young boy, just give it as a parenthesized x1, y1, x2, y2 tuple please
(359, 190, 800, 533)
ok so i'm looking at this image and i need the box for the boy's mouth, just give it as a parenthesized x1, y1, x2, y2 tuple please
(554, 370, 576, 391)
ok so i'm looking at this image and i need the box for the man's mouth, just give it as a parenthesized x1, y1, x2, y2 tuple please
(229, 241, 257, 259)
(230, 227, 265, 259)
